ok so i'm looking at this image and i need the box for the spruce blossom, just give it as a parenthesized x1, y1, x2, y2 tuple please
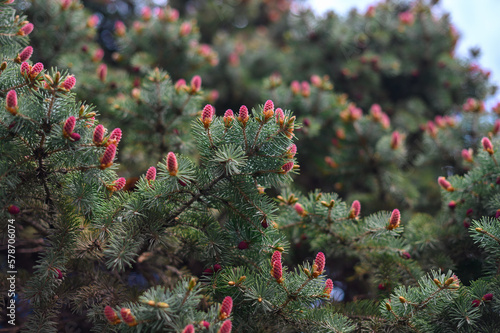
(7, 204, 20, 215)
(63, 116, 76, 137)
(290, 80, 300, 95)
(5, 90, 18, 115)
(166, 151, 178, 176)
(30, 62, 43, 77)
(93, 124, 105, 145)
(324, 279, 334, 295)
(461, 148, 473, 162)
(272, 258, 283, 283)
(112, 177, 126, 191)
(100, 144, 116, 169)
(70, 132, 80, 141)
(223, 109, 234, 127)
(114, 20, 126, 37)
(387, 209, 401, 230)
(98, 63, 107, 82)
(146, 166, 156, 183)
(18, 22, 34, 36)
(175, 78, 187, 92)
(301, 81, 310, 97)
(314, 252, 326, 276)
(108, 128, 122, 146)
(179, 22, 192, 37)
(482, 137, 494, 155)
(282, 161, 294, 173)
(271, 250, 281, 265)
(237, 105, 249, 125)
(120, 308, 137, 326)
(104, 306, 121, 325)
(390, 131, 401, 149)
(263, 99, 274, 121)
(219, 296, 233, 320)
(17, 45, 33, 62)
(190, 75, 202, 93)
(20, 61, 30, 75)
(201, 104, 214, 128)
(275, 107, 285, 124)
(218, 320, 232, 333)
(349, 200, 361, 219)
(438, 176, 454, 192)
(182, 324, 194, 333)
(62, 75, 76, 90)
(294, 203, 305, 216)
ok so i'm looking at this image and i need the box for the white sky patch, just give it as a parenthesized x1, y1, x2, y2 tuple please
(308, 0, 500, 104)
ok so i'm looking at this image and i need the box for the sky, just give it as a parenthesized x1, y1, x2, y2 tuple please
(308, 0, 500, 105)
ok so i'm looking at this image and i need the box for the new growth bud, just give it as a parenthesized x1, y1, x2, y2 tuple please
(219, 320, 232, 333)
(100, 144, 117, 169)
(272, 257, 283, 283)
(190, 75, 202, 94)
(93, 124, 105, 145)
(62, 76, 76, 90)
(461, 148, 474, 163)
(98, 64, 107, 82)
(120, 308, 137, 327)
(314, 252, 326, 277)
(281, 161, 294, 173)
(324, 279, 333, 295)
(114, 21, 126, 37)
(112, 177, 126, 191)
(146, 166, 156, 183)
(5, 90, 18, 115)
(349, 200, 361, 219)
(219, 296, 233, 320)
(294, 203, 306, 216)
(238, 105, 249, 126)
(7, 205, 20, 215)
(182, 324, 194, 333)
(390, 131, 401, 150)
(201, 104, 214, 128)
(286, 144, 297, 158)
(482, 137, 494, 155)
(438, 176, 454, 192)
(387, 209, 401, 230)
(166, 152, 178, 176)
(223, 109, 234, 127)
(104, 306, 121, 325)
(63, 116, 76, 138)
(17, 46, 33, 63)
(263, 99, 274, 121)
(18, 23, 34, 36)
(108, 128, 122, 146)
(275, 108, 285, 125)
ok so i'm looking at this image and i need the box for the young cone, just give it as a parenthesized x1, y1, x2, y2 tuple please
(218, 320, 232, 333)
(238, 105, 249, 126)
(324, 279, 334, 295)
(17, 46, 33, 62)
(93, 124, 105, 145)
(63, 116, 76, 137)
(146, 166, 156, 183)
(104, 306, 121, 325)
(387, 209, 401, 230)
(314, 252, 325, 277)
(349, 200, 361, 219)
(100, 144, 117, 169)
(5, 90, 18, 115)
(182, 324, 194, 333)
(219, 296, 233, 320)
(167, 152, 178, 176)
